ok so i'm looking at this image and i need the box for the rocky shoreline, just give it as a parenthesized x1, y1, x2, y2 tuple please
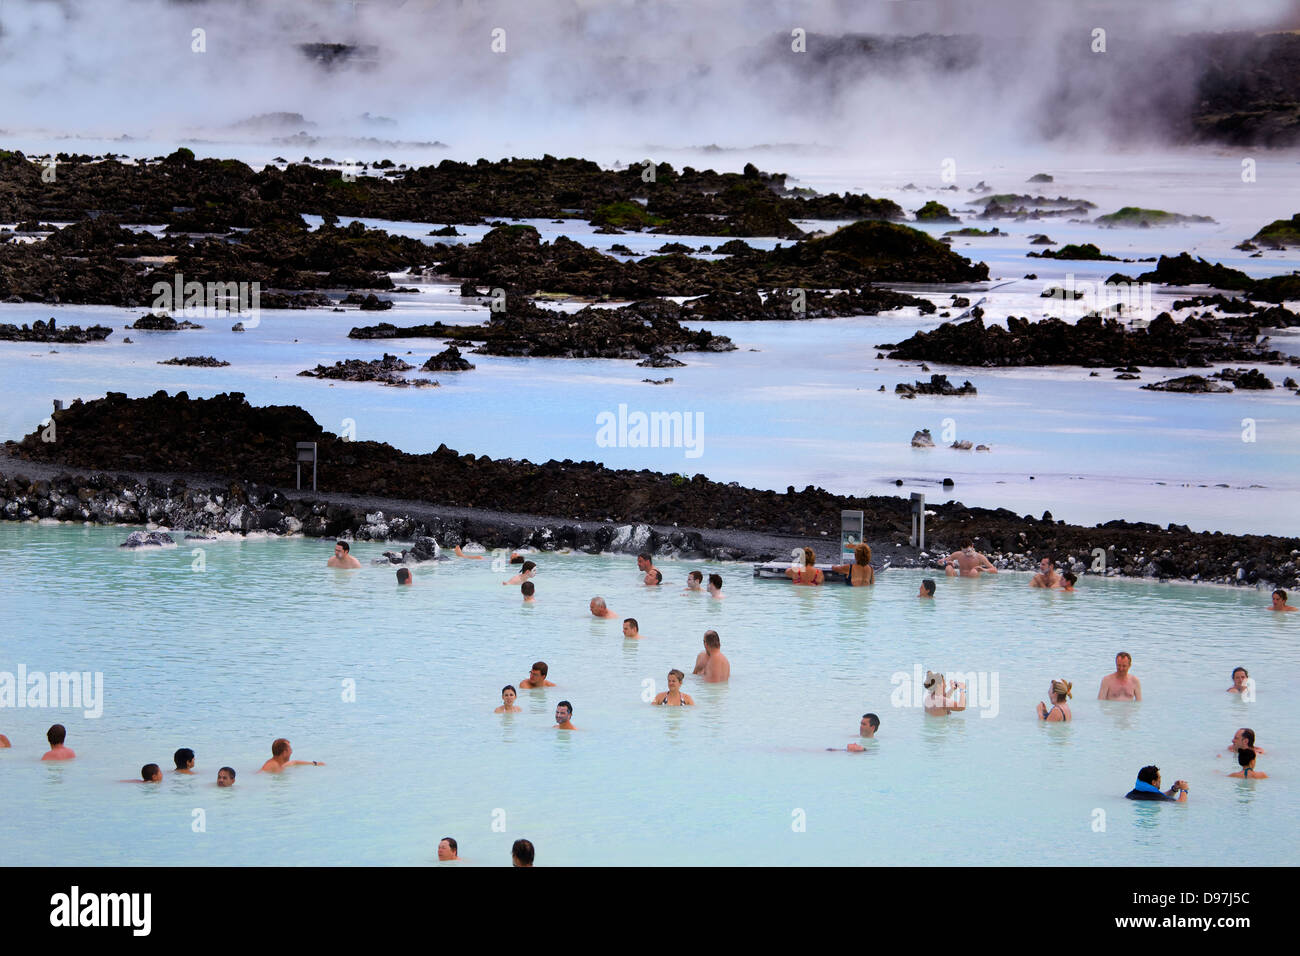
(2, 392, 1296, 589)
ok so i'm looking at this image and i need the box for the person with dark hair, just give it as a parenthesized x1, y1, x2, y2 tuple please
(589, 596, 617, 619)
(644, 567, 663, 586)
(128, 764, 162, 783)
(328, 540, 361, 569)
(1030, 556, 1061, 589)
(511, 838, 535, 867)
(1271, 589, 1296, 612)
(1228, 748, 1267, 779)
(832, 544, 875, 586)
(622, 618, 643, 640)
(173, 748, 196, 774)
(495, 685, 521, 714)
(520, 662, 555, 689)
(41, 724, 75, 761)
(217, 767, 236, 787)
(504, 561, 537, 586)
(509, 553, 525, 565)
(786, 547, 824, 585)
(636, 553, 656, 578)
(437, 837, 462, 862)
(554, 701, 577, 730)
(1056, 572, 1077, 592)
(1098, 652, 1141, 701)
(1222, 727, 1265, 756)
(396, 567, 413, 586)
(652, 669, 695, 706)
(692, 630, 730, 682)
(684, 570, 704, 592)
(918, 579, 936, 599)
(521, 580, 536, 604)
(1125, 765, 1188, 802)
(941, 540, 997, 577)
(847, 713, 880, 751)
(707, 573, 725, 600)
(1228, 667, 1250, 693)
(259, 738, 325, 773)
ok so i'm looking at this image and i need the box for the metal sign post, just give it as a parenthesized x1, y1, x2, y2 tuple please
(296, 441, 318, 491)
(909, 493, 926, 550)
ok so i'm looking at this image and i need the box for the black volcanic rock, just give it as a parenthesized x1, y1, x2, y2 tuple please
(420, 345, 475, 371)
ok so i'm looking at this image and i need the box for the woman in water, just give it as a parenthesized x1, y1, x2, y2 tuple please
(831, 544, 875, 587)
(923, 672, 965, 715)
(1228, 748, 1267, 779)
(1227, 667, 1250, 693)
(1036, 679, 1073, 722)
(785, 547, 824, 586)
(652, 669, 695, 706)
(495, 685, 521, 714)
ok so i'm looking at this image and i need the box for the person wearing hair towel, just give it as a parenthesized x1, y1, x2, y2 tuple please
(1036, 679, 1073, 722)
(922, 672, 966, 715)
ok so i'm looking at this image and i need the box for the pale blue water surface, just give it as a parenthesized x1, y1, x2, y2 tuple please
(1, 523, 1295, 865)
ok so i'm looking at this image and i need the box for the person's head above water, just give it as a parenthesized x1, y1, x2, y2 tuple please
(860, 713, 880, 737)
(1231, 667, 1249, 689)
(141, 763, 162, 782)
(919, 579, 936, 598)
(961, 540, 975, 552)
(520, 560, 537, 574)
(512, 838, 535, 866)
(687, 570, 703, 587)
(217, 767, 236, 787)
(802, 547, 816, 567)
(530, 661, 549, 679)
(637, 553, 653, 571)
(555, 701, 573, 723)
(174, 747, 194, 770)
(703, 629, 720, 649)
(521, 580, 535, 597)
(438, 837, 459, 861)
(645, 568, 663, 585)
(667, 668, 685, 687)
(501, 684, 517, 704)
(1115, 652, 1132, 674)
(854, 544, 872, 565)
(1233, 727, 1256, 750)
(1237, 747, 1257, 769)
(708, 573, 723, 591)
(1136, 765, 1161, 786)
(47, 724, 66, 746)
(923, 671, 945, 693)
(622, 618, 639, 637)
(589, 596, 608, 615)
(335, 541, 350, 554)
(396, 567, 412, 585)
(1050, 679, 1072, 702)
(272, 738, 291, 758)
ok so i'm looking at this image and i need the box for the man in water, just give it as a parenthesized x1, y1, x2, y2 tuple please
(1227, 667, 1251, 694)
(684, 570, 704, 592)
(847, 713, 880, 752)
(622, 618, 644, 640)
(1030, 556, 1061, 589)
(1055, 572, 1077, 592)
(504, 561, 537, 586)
(1098, 652, 1142, 701)
(41, 724, 75, 761)
(258, 738, 325, 773)
(327, 541, 361, 569)
(1222, 727, 1266, 757)
(512, 839, 535, 867)
(520, 661, 556, 689)
(554, 701, 577, 730)
(437, 837, 463, 862)
(217, 767, 236, 787)
(707, 573, 725, 600)
(637, 552, 656, 579)
(644, 568, 663, 586)
(173, 748, 196, 775)
(941, 540, 998, 577)
(918, 579, 936, 599)
(692, 630, 730, 682)
(589, 596, 617, 619)
(1271, 589, 1297, 612)
(1124, 765, 1188, 802)
(521, 581, 536, 604)
(396, 568, 413, 586)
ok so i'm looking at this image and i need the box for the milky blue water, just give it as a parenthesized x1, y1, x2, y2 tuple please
(1, 523, 1295, 865)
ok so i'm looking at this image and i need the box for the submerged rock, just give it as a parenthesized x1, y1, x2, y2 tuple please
(120, 530, 175, 548)
(1140, 375, 1232, 393)
(910, 429, 935, 447)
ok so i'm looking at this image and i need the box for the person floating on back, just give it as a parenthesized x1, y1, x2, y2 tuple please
(1125, 765, 1188, 802)
(41, 724, 75, 761)
(1098, 652, 1141, 701)
(328, 541, 361, 569)
(259, 738, 325, 773)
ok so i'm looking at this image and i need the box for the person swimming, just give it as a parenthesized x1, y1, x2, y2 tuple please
(622, 618, 644, 640)
(496, 685, 521, 713)
(124, 763, 162, 783)
(653, 669, 695, 706)
(504, 561, 537, 586)
(684, 570, 704, 592)
(923, 672, 965, 715)
(258, 738, 325, 773)
(918, 579, 936, 599)
(453, 544, 484, 560)
(327, 541, 361, 569)
(589, 596, 617, 619)
(521, 580, 536, 604)
(1228, 747, 1268, 779)
(846, 713, 880, 751)
(1125, 765, 1189, 802)
(173, 748, 196, 774)
(707, 573, 725, 599)
(1036, 679, 1072, 722)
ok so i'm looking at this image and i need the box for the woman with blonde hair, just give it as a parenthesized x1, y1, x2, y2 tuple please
(832, 543, 875, 587)
(785, 546, 824, 586)
(1036, 679, 1072, 722)
(923, 671, 966, 715)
